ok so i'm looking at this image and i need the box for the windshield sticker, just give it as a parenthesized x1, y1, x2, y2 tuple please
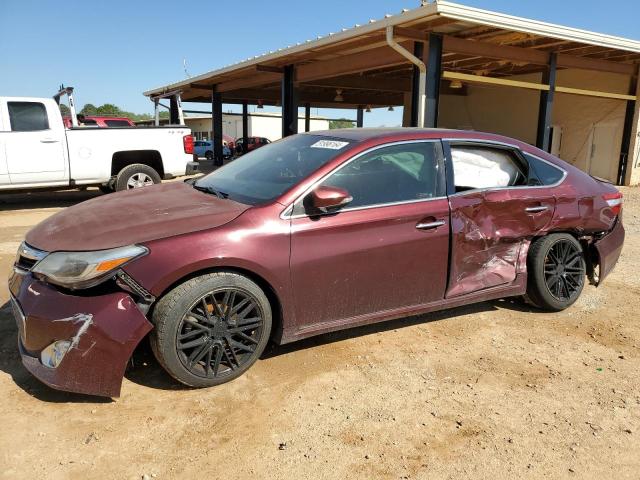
(310, 140, 349, 150)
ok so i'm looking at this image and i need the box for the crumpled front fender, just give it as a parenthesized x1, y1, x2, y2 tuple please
(9, 272, 153, 397)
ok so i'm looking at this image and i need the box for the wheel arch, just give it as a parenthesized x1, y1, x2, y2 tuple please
(149, 264, 285, 345)
(112, 150, 164, 177)
(530, 229, 599, 284)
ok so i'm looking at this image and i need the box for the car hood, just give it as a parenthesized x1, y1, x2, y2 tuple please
(25, 182, 250, 252)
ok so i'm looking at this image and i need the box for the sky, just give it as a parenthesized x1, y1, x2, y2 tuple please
(1, 0, 639, 127)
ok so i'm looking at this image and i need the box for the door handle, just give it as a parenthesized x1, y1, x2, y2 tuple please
(525, 206, 548, 213)
(416, 220, 445, 230)
(40, 138, 59, 143)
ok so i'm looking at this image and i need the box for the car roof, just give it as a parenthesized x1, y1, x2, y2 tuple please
(305, 127, 520, 143)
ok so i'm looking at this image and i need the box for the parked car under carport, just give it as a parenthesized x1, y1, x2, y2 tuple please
(9, 128, 624, 397)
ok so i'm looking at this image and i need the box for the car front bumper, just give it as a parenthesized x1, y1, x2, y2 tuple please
(8, 270, 153, 397)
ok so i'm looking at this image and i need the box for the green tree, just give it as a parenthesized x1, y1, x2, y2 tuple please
(80, 103, 98, 115)
(329, 119, 355, 129)
(96, 103, 122, 116)
(59, 104, 70, 116)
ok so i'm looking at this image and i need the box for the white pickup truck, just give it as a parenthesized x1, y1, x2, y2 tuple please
(0, 88, 197, 192)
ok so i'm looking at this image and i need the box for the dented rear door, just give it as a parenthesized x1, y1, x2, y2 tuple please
(443, 141, 556, 298)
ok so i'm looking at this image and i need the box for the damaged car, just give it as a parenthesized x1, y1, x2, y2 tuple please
(9, 128, 625, 397)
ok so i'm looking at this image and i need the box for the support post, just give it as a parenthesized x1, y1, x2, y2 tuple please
(153, 99, 160, 126)
(169, 95, 179, 124)
(619, 69, 639, 185)
(242, 101, 249, 154)
(424, 33, 443, 128)
(304, 103, 311, 132)
(536, 53, 558, 152)
(356, 107, 364, 128)
(282, 64, 297, 137)
(410, 41, 425, 127)
(211, 88, 223, 167)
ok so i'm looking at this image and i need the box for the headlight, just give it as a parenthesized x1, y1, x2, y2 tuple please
(32, 245, 148, 289)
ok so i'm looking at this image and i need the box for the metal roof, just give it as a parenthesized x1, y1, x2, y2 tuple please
(144, 1, 640, 102)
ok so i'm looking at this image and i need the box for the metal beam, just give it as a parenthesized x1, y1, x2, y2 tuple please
(425, 33, 443, 128)
(556, 53, 635, 76)
(618, 71, 639, 185)
(256, 65, 284, 74)
(217, 72, 282, 92)
(242, 101, 249, 153)
(304, 76, 411, 93)
(296, 43, 410, 82)
(393, 26, 429, 43)
(282, 65, 297, 137)
(443, 35, 635, 76)
(304, 103, 311, 132)
(536, 53, 557, 152)
(211, 89, 223, 166)
(356, 106, 364, 128)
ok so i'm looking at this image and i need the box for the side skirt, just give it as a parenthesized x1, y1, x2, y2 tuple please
(280, 273, 527, 344)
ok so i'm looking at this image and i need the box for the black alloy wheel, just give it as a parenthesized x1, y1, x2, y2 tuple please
(543, 239, 585, 302)
(526, 233, 586, 311)
(177, 288, 264, 379)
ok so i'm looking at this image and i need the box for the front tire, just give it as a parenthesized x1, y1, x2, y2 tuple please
(115, 163, 161, 191)
(526, 233, 586, 311)
(205, 150, 214, 161)
(150, 272, 272, 388)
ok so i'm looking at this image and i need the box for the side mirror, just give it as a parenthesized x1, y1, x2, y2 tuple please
(307, 185, 353, 213)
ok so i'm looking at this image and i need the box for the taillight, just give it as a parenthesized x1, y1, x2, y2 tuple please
(603, 192, 623, 216)
(183, 135, 194, 154)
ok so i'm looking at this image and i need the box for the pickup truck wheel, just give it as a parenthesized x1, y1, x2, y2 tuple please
(115, 164, 161, 191)
(526, 234, 586, 311)
(150, 272, 272, 388)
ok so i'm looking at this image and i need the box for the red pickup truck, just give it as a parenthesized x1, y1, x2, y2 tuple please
(62, 116, 135, 128)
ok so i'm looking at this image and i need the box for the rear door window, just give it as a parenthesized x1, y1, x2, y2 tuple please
(523, 152, 565, 185)
(450, 145, 527, 191)
(8, 102, 49, 131)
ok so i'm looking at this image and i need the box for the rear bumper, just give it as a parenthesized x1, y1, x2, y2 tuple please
(8, 271, 153, 397)
(594, 218, 625, 283)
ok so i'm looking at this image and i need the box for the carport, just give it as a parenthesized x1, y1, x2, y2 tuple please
(144, 1, 640, 185)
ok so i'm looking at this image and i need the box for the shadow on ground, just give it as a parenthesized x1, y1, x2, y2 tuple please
(125, 296, 535, 394)
(0, 296, 535, 401)
(0, 189, 103, 211)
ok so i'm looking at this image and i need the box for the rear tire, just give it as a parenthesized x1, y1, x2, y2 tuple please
(526, 233, 586, 311)
(114, 163, 161, 191)
(205, 151, 213, 161)
(150, 272, 272, 388)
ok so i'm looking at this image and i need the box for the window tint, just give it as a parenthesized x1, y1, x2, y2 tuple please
(104, 119, 131, 127)
(524, 153, 565, 185)
(316, 142, 444, 210)
(8, 102, 49, 131)
(82, 119, 98, 125)
(451, 146, 526, 191)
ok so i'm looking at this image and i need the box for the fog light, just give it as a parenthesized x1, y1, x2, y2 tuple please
(40, 340, 72, 369)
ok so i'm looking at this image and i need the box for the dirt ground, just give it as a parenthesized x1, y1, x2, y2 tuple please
(1, 186, 639, 480)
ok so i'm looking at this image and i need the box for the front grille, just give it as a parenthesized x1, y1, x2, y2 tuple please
(14, 242, 47, 272)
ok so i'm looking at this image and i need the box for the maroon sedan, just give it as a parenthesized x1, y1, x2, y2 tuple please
(9, 128, 624, 397)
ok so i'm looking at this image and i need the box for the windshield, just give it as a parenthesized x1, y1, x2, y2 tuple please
(193, 134, 354, 205)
